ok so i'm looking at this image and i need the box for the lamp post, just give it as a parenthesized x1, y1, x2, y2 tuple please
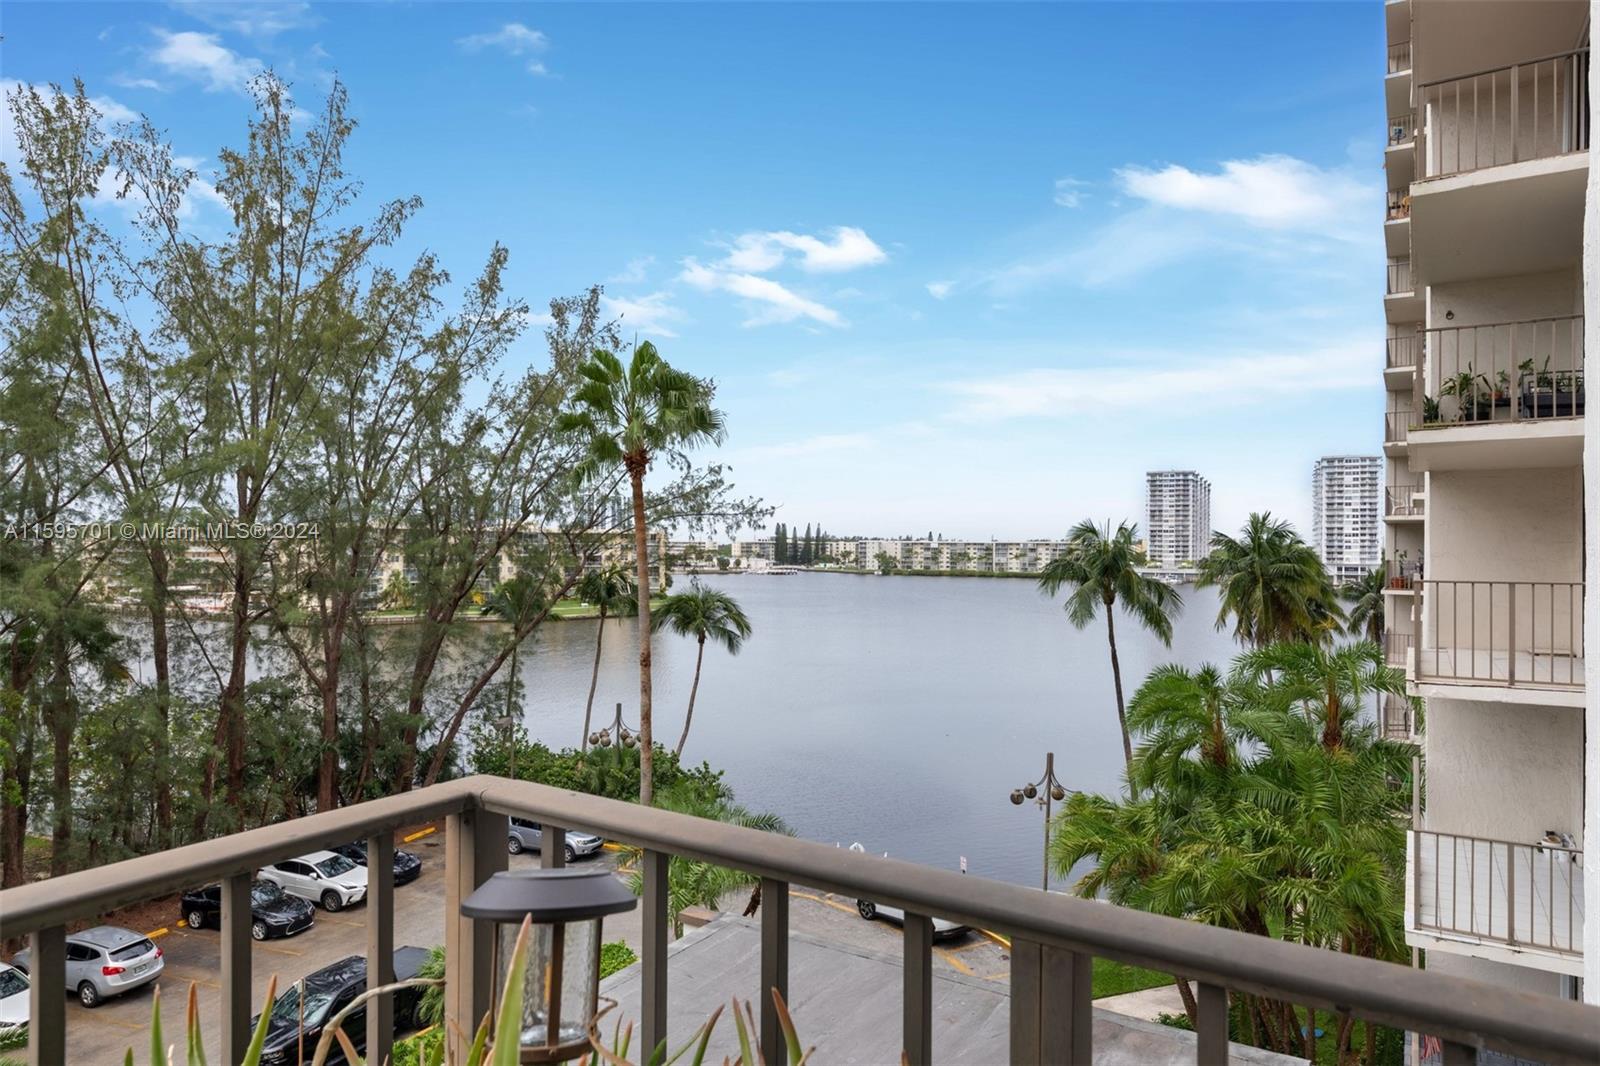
(1008, 752, 1071, 892)
(588, 702, 638, 750)
(461, 867, 638, 1062)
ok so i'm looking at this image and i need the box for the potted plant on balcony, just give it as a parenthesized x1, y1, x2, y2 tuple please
(1440, 364, 1493, 422)
(1519, 355, 1585, 418)
(1388, 551, 1411, 590)
(1421, 394, 1441, 424)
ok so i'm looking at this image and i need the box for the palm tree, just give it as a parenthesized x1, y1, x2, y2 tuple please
(1340, 565, 1386, 645)
(575, 564, 637, 750)
(651, 580, 752, 757)
(1195, 512, 1343, 648)
(478, 573, 548, 731)
(1037, 519, 1183, 778)
(1237, 638, 1407, 751)
(560, 342, 725, 804)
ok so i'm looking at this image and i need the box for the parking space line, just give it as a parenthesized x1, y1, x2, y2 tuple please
(259, 944, 305, 957)
(788, 890, 860, 918)
(934, 947, 974, 976)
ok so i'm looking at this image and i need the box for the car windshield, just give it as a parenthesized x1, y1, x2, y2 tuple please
(315, 855, 356, 878)
(252, 882, 284, 906)
(0, 970, 27, 997)
(269, 982, 336, 1028)
(109, 938, 155, 962)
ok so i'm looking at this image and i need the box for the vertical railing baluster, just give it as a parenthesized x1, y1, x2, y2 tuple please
(1036, 946, 1092, 1062)
(1197, 982, 1229, 1064)
(27, 926, 65, 1066)
(220, 871, 253, 1063)
(642, 850, 670, 1055)
(1510, 61, 1520, 165)
(445, 806, 508, 1061)
(542, 824, 566, 869)
(902, 913, 933, 1066)
(760, 878, 790, 1066)
(367, 832, 396, 1066)
(1505, 841, 1516, 945)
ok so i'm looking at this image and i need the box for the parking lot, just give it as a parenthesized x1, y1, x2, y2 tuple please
(18, 828, 1012, 1063)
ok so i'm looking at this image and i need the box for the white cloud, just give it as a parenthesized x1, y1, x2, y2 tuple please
(1114, 154, 1367, 234)
(607, 256, 654, 285)
(938, 338, 1371, 421)
(1053, 177, 1088, 208)
(679, 259, 842, 328)
(457, 23, 548, 55)
(602, 291, 686, 338)
(720, 226, 886, 274)
(111, 75, 167, 92)
(149, 30, 261, 93)
(171, 2, 319, 39)
(926, 281, 953, 300)
(736, 432, 874, 460)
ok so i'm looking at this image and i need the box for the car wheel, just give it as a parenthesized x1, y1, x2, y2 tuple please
(564, 844, 576, 863)
(187, 909, 207, 931)
(507, 835, 524, 855)
(857, 900, 876, 921)
(321, 890, 344, 912)
(78, 981, 102, 1008)
(251, 921, 267, 941)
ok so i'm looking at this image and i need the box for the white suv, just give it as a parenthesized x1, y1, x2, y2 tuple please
(261, 850, 369, 912)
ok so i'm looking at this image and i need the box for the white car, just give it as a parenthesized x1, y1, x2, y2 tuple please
(849, 843, 970, 941)
(261, 850, 369, 912)
(0, 962, 28, 1031)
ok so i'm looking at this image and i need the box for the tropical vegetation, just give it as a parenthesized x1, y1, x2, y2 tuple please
(1195, 513, 1344, 647)
(1340, 564, 1386, 644)
(575, 564, 638, 750)
(652, 581, 753, 757)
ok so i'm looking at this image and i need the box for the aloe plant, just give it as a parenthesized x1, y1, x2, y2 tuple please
(580, 988, 813, 1066)
(124, 976, 276, 1066)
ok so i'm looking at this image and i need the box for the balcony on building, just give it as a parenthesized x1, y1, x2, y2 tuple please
(1405, 828, 1584, 978)
(1410, 579, 1584, 707)
(1385, 482, 1424, 522)
(1381, 692, 1419, 741)
(1409, 47, 1589, 287)
(1387, 110, 1417, 189)
(1385, 257, 1423, 323)
(1406, 315, 1584, 471)
(1384, 405, 1414, 457)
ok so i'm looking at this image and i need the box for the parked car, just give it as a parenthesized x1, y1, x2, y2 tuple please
(260, 851, 369, 912)
(331, 840, 423, 886)
(0, 962, 29, 1030)
(180, 879, 315, 940)
(253, 946, 430, 1065)
(848, 844, 970, 941)
(11, 926, 163, 1007)
(507, 817, 604, 862)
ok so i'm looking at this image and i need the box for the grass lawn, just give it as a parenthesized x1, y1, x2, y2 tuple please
(1090, 957, 1173, 998)
(549, 596, 666, 620)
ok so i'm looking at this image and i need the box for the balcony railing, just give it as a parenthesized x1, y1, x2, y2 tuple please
(1385, 485, 1422, 517)
(1385, 409, 1413, 444)
(1384, 629, 1413, 669)
(2, 776, 1597, 1066)
(1386, 257, 1413, 295)
(1388, 333, 1419, 370)
(1387, 556, 1422, 589)
(1419, 49, 1590, 179)
(1410, 829, 1584, 960)
(1389, 111, 1416, 147)
(1381, 693, 1417, 740)
(1415, 580, 1584, 688)
(1386, 189, 1411, 220)
(1420, 315, 1585, 426)
(1389, 40, 1413, 75)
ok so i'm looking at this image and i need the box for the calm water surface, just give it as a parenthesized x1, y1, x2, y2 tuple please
(513, 572, 1240, 889)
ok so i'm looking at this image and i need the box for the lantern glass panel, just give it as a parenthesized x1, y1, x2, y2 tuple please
(503, 916, 601, 1051)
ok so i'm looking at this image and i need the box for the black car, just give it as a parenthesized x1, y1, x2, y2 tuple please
(180, 880, 315, 941)
(254, 946, 429, 1066)
(331, 840, 423, 886)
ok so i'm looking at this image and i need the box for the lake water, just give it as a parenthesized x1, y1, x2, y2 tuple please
(513, 572, 1241, 890)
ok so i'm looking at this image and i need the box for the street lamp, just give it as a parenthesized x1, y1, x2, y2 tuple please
(588, 702, 638, 750)
(461, 867, 638, 1062)
(1008, 752, 1071, 891)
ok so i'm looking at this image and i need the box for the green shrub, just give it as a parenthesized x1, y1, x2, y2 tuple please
(599, 941, 638, 980)
(468, 728, 731, 808)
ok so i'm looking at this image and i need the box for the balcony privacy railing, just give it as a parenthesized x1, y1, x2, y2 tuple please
(1385, 485, 1422, 517)
(1381, 693, 1416, 740)
(1384, 630, 1413, 669)
(1389, 40, 1413, 75)
(1389, 111, 1416, 147)
(1386, 257, 1413, 295)
(1386, 189, 1411, 220)
(1420, 315, 1585, 425)
(1415, 580, 1584, 688)
(1388, 333, 1419, 370)
(2, 777, 1597, 1066)
(1419, 49, 1590, 179)
(1387, 556, 1422, 589)
(1385, 409, 1413, 444)
(1410, 829, 1584, 959)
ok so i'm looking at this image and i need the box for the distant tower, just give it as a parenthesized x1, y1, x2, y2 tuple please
(1144, 470, 1211, 567)
(1312, 456, 1381, 584)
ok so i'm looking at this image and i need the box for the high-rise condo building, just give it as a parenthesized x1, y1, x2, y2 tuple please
(1145, 470, 1211, 568)
(1312, 455, 1383, 584)
(1380, 0, 1593, 1004)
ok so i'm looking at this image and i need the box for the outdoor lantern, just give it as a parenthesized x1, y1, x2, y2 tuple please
(461, 867, 638, 1062)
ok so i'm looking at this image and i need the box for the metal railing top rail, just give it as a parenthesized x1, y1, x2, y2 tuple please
(1416, 47, 1590, 90)
(1421, 312, 1584, 333)
(3, 775, 1598, 1066)
(1417, 826, 1581, 856)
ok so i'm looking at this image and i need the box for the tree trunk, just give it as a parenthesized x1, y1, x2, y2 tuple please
(47, 631, 73, 876)
(582, 606, 606, 750)
(1174, 977, 1198, 1029)
(318, 678, 339, 812)
(1103, 601, 1135, 782)
(674, 636, 705, 758)
(148, 547, 174, 848)
(629, 466, 655, 805)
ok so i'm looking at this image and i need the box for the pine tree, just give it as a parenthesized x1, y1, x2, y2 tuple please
(802, 523, 813, 564)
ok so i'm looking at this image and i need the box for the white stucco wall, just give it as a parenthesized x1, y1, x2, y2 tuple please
(1425, 466, 1583, 584)
(1582, 0, 1598, 1004)
(1430, 950, 1567, 998)
(1424, 696, 1584, 842)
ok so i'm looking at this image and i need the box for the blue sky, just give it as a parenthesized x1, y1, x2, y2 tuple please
(3, 1, 1387, 540)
